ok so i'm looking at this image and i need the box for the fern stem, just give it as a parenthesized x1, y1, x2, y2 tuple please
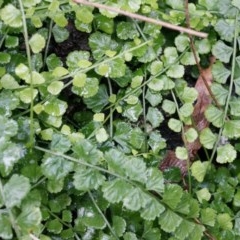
(88, 191, 120, 239)
(18, 0, 34, 148)
(209, 11, 239, 164)
(43, 19, 53, 69)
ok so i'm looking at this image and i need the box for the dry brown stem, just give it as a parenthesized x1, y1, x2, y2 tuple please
(74, 0, 208, 38)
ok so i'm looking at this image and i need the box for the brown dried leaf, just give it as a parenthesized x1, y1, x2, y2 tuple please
(160, 57, 215, 175)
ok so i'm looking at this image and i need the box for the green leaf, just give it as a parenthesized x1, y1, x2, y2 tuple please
(230, 97, 240, 116)
(214, 19, 235, 42)
(212, 41, 233, 63)
(52, 66, 69, 77)
(79, 203, 106, 229)
(29, 33, 46, 53)
(185, 127, 198, 143)
(52, 24, 69, 43)
(179, 103, 194, 117)
(0, 52, 11, 64)
(205, 105, 224, 127)
(188, 224, 205, 240)
(211, 83, 228, 105)
(181, 87, 198, 103)
(95, 14, 114, 34)
(3, 174, 30, 208)
(47, 219, 63, 234)
(102, 179, 132, 204)
(0, 214, 12, 239)
(66, 50, 90, 71)
(123, 101, 142, 122)
(162, 47, 178, 65)
(89, 32, 118, 60)
(96, 127, 109, 143)
(76, 7, 94, 24)
(123, 187, 150, 211)
(116, 21, 139, 40)
(17, 205, 42, 233)
(148, 77, 164, 91)
(196, 188, 211, 203)
(216, 143, 237, 164)
(0, 142, 25, 176)
(48, 194, 71, 213)
(146, 107, 164, 128)
(162, 184, 183, 209)
(46, 54, 63, 71)
(124, 157, 147, 183)
(148, 131, 166, 153)
(159, 209, 182, 233)
(112, 216, 126, 237)
(123, 232, 138, 240)
(72, 139, 103, 165)
(106, 58, 126, 78)
(212, 61, 230, 84)
(232, 0, 240, 9)
(223, 120, 240, 138)
(0, 4, 22, 28)
(73, 72, 86, 87)
(5, 35, 19, 48)
(47, 178, 64, 193)
(162, 99, 176, 114)
(175, 34, 189, 52)
(146, 168, 164, 193)
(195, 39, 211, 54)
(181, 51, 197, 65)
(129, 127, 145, 150)
(73, 167, 105, 191)
(191, 160, 210, 182)
(166, 64, 184, 78)
(217, 213, 233, 230)
(41, 156, 73, 180)
(19, 88, 38, 104)
(47, 81, 64, 95)
(200, 127, 217, 149)
(121, 0, 141, 12)
(168, 118, 182, 132)
(72, 77, 99, 98)
(50, 133, 71, 153)
(175, 219, 195, 240)
(233, 190, 240, 207)
(44, 98, 67, 116)
(200, 208, 216, 227)
(176, 146, 188, 160)
(83, 84, 109, 112)
(0, 115, 18, 138)
(150, 60, 163, 75)
(141, 198, 165, 221)
(1, 74, 20, 89)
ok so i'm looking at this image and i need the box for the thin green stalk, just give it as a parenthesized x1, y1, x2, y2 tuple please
(142, 68, 148, 152)
(0, 31, 8, 49)
(88, 191, 119, 240)
(43, 19, 53, 69)
(171, 90, 192, 193)
(18, 0, 34, 148)
(107, 77, 114, 139)
(209, 11, 239, 164)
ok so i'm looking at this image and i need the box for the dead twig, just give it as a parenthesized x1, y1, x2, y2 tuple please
(74, 0, 208, 38)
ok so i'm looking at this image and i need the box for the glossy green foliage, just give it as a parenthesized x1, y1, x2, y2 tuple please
(1, 0, 240, 239)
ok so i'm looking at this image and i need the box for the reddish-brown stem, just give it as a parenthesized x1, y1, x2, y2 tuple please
(184, 0, 221, 109)
(74, 0, 208, 38)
